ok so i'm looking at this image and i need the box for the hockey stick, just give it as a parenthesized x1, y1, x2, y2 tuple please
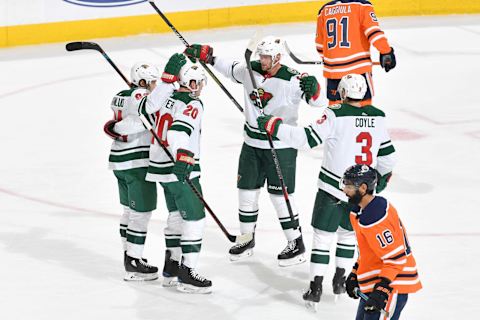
(66, 42, 251, 244)
(284, 41, 381, 66)
(353, 288, 391, 318)
(66, 42, 132, 86)
(244, 33, 298, 230)
(140, 116, 252, 244)
(147, 0, 244, 113)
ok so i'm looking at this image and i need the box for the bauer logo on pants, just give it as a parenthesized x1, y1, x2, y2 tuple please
(63, 0, 147, 8)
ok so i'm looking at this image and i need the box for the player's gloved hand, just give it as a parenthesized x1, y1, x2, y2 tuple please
(103, 120, 127, 141)
(257, 115, 283, 137)
(376, 171, 392, 193)
(346, 262, 359, 299)
(364, 277, 393, 313)
(184, 44, 214, 64)
(173, 149, 195, 182)
(380, 48, 396, 72)
(300, 75, 320, 102)
(162, 53, 187, 83)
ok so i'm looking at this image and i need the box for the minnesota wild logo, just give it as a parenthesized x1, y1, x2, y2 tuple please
(249, 88, 273, 109)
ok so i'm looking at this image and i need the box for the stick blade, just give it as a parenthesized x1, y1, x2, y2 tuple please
(246, 30, 264, 56)
(65, 41, 101, 52)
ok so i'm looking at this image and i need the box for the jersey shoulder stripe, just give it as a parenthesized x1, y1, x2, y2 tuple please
(359, 196, 388, 226)
(329, 103, 385, 117)
(170, 91, 203, 108)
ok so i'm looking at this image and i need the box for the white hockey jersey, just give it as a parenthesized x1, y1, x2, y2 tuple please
(108, 87, 150, 171)
(145, 91, 203, 183)
(276, 103, 397, 201)
(213, 57, 327, 149)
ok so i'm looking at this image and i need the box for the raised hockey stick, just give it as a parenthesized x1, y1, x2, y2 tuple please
(353, 288, 391, 318)
(66, 42, 251, 244)
(139, 115, 253, 244)
(147, 0, 244, 113)
(284, 41, 381, 66)
(244, 32, 298, 230)
(66, 42, 132, 86)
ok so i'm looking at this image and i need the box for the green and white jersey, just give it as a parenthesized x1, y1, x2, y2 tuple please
(146, 91, 203, 183)
(108, 87, 150, 171)
(213, 57, 326, 149)
(276, 103, 397, 201)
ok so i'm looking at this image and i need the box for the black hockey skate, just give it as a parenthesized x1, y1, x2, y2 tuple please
(177, 263, 212, 294)
(162, 250, 180, 287)
(332, 267, 347, 301)
(303, 276, 323, 312)
(229, 235, 255, 261)
(124, 254, 158, 281)
(277, 234, 306, 267)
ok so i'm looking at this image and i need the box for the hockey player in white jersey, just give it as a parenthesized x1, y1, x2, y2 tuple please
(256, 74, 397, 310)
(184, 37, 327, 266)
(103, 62, 162, 281)
(140, 55, 212, 293)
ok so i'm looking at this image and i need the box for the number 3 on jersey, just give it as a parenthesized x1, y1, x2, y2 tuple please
(355, 132, 372, 165)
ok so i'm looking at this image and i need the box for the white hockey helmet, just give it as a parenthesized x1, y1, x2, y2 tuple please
(130, 62, 160, 87)
(256, 36, 284, 65)
(337, 74, 367, 100)
(178, 59, 207, 92)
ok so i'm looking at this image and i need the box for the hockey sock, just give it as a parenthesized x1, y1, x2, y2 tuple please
(310, 228, 335, 281)
(120, 206, 130, 251)
(126, 210, 152, 259)
(335, 227, 356, 270)
(238, 189, 260, 234)
(181, 218, 205, 269)
(164, 210, 182, 262)
(269, 193, 300, 241)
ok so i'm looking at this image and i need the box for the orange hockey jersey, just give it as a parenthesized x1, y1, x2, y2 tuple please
(350, 196, 422, 294)
(316, 0, 391, 79)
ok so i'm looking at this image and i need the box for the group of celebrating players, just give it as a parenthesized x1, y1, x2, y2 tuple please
(103, 1, 421, 319)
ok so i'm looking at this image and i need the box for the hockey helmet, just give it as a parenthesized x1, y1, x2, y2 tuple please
(130, 62, 160, 87)
(342, 164, 377, 192)
(337, 74, 367, 100)
(256, 36, 283, 68)
(178, 58, 207, 92)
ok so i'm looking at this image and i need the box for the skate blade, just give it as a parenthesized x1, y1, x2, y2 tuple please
(229, 249, 253, 262)
(334, 294, 340, 303)
(305, 300, 318, 312)
(162, 276, 179, 287)
(123, 272, 158, 281)
(176, 283, 212, 294)
(278, 254, 306, 267)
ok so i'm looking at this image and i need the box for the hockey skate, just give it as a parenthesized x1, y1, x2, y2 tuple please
(177, 263, 212, 294)
(332, 267, 346, 302)
(162, 250, 180, 287)
(277, 235, 306, 267)
(124, 254, 158, 281)
(303, 276, 323, 312)
(229, 235, 255, 261)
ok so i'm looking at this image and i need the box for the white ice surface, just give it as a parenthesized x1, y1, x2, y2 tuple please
(1, 15, 480, 320)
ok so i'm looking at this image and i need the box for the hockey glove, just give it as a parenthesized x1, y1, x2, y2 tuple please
(346, 262, 359, 299)
(376, 171, 392, 193)
(103, 120, 127, 142)
(162, 53, 187, 83)
(380, 48, 396, 72)
(257, 115, 283, 138)
(364, 277, 393, 313)
(300, 75, 320, 102)
(184, 44, 214, 64)
(173, 149, 195, 182)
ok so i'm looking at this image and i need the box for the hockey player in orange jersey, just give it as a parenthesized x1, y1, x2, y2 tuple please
(316, 0, 396, 105)
(342, 164, 421, 320)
